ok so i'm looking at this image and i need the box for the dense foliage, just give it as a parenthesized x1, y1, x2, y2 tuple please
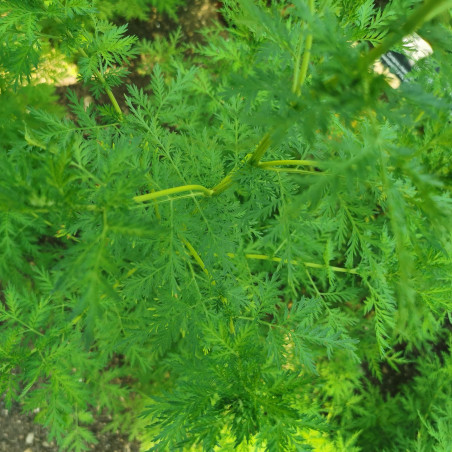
(1, 0, 451, 450)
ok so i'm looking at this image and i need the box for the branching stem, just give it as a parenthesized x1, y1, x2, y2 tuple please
(211, 153, 253, 194)
(133, 185, 213, 203)
(135, 159, 322, 204)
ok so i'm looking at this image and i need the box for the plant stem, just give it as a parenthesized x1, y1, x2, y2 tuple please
(297, 34, 313, 94)
(293, 0, 315, 95)
(258, 159, 320, 168)
(149, 192, 207, 205)
(135, 158, 322, 205)
(69, 123, 120, 132)
(292, 29, 304, 94)
(180, 236, 210, 277)
(102, 78, 123, 117)
(181, 236, 229, 306)
(150, 189, 161, 220)
(2, 310, 45, 336)
(63, 24, 123, 118)
(236, 316, 283, 330)
(211, 153, 253, 194)
(260, 167, 322, 175)
(238, 0, 318, 173)
(78, 48, 123, 118)
(133, 184, 213, 203)
(70, 161, 104, 185)
(226, 252, 358, 274)
(246, 0, 317, 184)
(361, 0, 452, 68)
(248, 133, 272, 166)
(132, 1, 445, 205)
(135, 156, 321, 203)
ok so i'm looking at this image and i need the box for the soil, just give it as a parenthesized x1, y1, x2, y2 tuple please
(55, 0, 222, 113)
(126, 0, 222, 42)
(0, 398, 140, 452)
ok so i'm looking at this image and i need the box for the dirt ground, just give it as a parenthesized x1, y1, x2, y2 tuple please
(0, 397, 141, 452)
(0, 1, 220, 451)
(55, 0, 221, 119)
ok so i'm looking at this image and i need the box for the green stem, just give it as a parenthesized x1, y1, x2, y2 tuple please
(180, 236, 210, 277)
(296, 34, 313, 94)
(232, 4, 320, 174)
(248, 133, 272, 166)
(292, 29, 304, 94)
(361, 0, 452, 68)
(141, 192, 206, 206)
(134, 156, 322, 203)
(211, 153, 253, 194)
(226, 252, 358, 274)
(258, 159, 320, 168)
(70, 123, 120, 132)
(134, 157, 322, 205)
(128, 1, 448, 212)
(78, 48, 123, 118)
(70, 161, 104, 185)
(260, 167, 322, 175)
(211, 176, 234, 195)
(237, 316, 283, 330)
(102, 77, 123, 117)
(63, 25, 123, 118)
(150, 189, 162, 219)
(180, 235, 228, 306)
(293, 0, 315, 95)
(3, 311, 45, 336)
(133, 184, 213, 203)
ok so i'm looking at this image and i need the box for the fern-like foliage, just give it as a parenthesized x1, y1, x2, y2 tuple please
(1, 0, 451, 450)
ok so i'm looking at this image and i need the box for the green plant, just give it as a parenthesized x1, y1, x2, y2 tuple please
(1, 0, 451, 450)
(97, 0, 183, 21)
